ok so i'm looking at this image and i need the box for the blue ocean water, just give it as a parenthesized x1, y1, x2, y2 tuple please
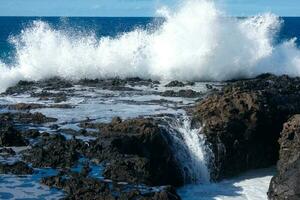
(0, 17, 299, 64)
(0, 17, 161, 63)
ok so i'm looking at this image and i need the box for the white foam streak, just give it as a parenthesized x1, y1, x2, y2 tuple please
(176, 117, 211, 183)
(1, 0, 300, 92)
(168, 115, 212, 184)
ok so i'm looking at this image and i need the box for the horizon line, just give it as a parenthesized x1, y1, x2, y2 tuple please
(0, 15, 300, 18)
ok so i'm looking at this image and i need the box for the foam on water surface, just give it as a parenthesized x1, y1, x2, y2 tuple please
(178, 167, 275, 200)
(0, 168, 64, 200)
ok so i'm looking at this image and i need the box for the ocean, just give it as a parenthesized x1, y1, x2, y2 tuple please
(0, 17, 160, 63)
(0, 1, 300, 199)
(0, 16, 300, 64)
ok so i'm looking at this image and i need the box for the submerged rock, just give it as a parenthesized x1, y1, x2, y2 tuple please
(268, 115, 300, 200)
(192, 74, 300, 180)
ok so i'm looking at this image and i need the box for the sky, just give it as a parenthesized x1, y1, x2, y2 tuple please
(0, 0, 299, 17)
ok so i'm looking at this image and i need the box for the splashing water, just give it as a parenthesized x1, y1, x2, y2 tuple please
(1, 0, 300, 92)
(168, 115, 212, 184)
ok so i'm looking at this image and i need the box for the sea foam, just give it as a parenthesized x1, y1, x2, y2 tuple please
(1, 0, 300, 92)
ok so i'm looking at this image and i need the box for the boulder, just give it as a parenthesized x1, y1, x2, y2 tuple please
(0, 125, 27, 147)
(165, 81, 185, 87)
(84, 118, 183, 186)
(191, 74, 300, 180)
(268, 115, 300, 200)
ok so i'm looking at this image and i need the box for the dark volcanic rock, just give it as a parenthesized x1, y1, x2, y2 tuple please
(41, 171, 181, 200)
(0, 161, 33, 175)
(84, 118, 183, 186)
(22, 129, 41, 139)
(268, 115, 300, 200)
(11, 112, 57, 124)
(165, 81, 185, 87)
(22, 134, 87, 168)
(8, 103, 46, 110)
(4, 80, 36, 95)
(161, 90, 201, 98)
(0, 125, 27, 147)
(0, 148, 16, 156)
(32, 91, 69, 102)
(192, 74, 300, 180)
(4, 78, 73, 95)
(37, 77, 73, 90)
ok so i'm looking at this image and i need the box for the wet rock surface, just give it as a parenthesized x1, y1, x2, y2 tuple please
(0, 112, 57, 124)
(268, 115, 300, 200)
(0, 161, 33, 175)
(165, 81, 185, 87)
(0, 125, 27, 147)
(3, 75, 295, 199)
(22, 134, 86, 168)
(6, 103, 73, 110)
(83, 118, 183, 186)
(41, 169, 181, 200)
(161, 90, 201, 98)
(192, 74, 300, 180)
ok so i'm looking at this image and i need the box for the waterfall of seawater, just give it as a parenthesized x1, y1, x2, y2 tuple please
(168, 115, 212, 184)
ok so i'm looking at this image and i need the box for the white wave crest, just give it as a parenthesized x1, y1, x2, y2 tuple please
(1, 0, 300, 92)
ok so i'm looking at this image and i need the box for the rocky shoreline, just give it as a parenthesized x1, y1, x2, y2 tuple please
(0, 74, 299, 199)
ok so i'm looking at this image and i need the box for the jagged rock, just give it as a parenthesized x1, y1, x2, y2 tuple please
(4, 78, 73, 95)
(10, 112, 57, 124)
(0, 125, 27, 147)
(0, 161, 33, 175)
(37, 77, 73, 90)
(4, 80, 35, 95)
(165, 81, 185, 87)
(41, 171, 181, 200)
(84, 118, 183, 186)
(192, 74, 300, 180)
(22, 134, 87, 168)
(268, 115, 300, 200)
(161, 90, 201, 98)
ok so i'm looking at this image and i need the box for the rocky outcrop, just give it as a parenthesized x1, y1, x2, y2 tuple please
(0, 125, 27, 147)
(41, 170, 181, 200)
(0, 112, 57, 124)
(22, 134, 86, 168)
(83, 118, 183, 186)
(165, 81, 185, 87)
(268, 115, 300, 200)
(191, 74, 300, 180)
(161, 90, 201, 98)
(0, 161, 33, 175)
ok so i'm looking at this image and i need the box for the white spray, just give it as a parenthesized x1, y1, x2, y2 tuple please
(168, 115, 212, 183)
(1, 0, 300, 92)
